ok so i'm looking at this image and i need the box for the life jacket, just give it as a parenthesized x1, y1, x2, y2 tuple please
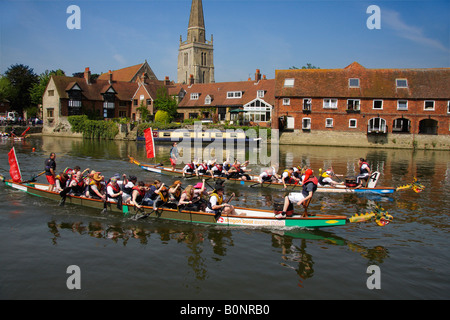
(302, 176, 318, 197)
(171, 187, 181, 200)
(186, 163, 195, 172)
(360, 162, 370, 174)
(207, 192, 223, 211)
(157, 187, 169, 203)
(132, 186, 146, 201)
(198, 163, 208, 172)
(107, 182, 121, 193)
(71, 176, 84, 188)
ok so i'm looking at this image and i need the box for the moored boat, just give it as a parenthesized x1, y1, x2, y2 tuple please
(0, 177, 392, 229)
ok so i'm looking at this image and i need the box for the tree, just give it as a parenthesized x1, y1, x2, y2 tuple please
(30, 69, 65, 105)
(4, 64, 39, 113)
(289, 63, 320, 70)
(153, 86, 178, 120)
(0, 76, 12, 102)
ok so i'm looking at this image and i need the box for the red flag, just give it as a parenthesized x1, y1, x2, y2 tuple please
(8, 147, 22, 183)
(144, 127, 155, 159)
(21, 126, 30, 136)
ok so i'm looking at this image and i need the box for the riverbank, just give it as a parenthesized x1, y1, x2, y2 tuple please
(9, 123, 448, 150)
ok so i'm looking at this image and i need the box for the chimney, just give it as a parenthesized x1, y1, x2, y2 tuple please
(164, 76, 170, 86)
(263, 75, 266, 80)
(108, 70, 113, 84)
(189, 74, 194, 85)
(255, 69, 261, 82)
(84, 67, 91, 85)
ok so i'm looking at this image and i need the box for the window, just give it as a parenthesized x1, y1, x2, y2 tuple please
(190, 93, 199, 100)
(325, 118, 333, 128)
(424, 100, 435, 111)
(47, 109, 54, 118)
(48, 90, 54, 96)
(227, 91, 242, 98)
(396, 79, 408, 88)
(447, 101, 450, 114)
(243, 99, 272, 122)
(347, 99, 360, 111)
(323, 98, 338, 109)
(349, 119, 357, 128)
(283, 98, 290, 106)
(205, 95, 211, 105)
(349, 78, 360, 88)
(368, 117, 387, 133)
(397, 100, 408, 110)
(284, 79, 294, 87)
(303, 98, 312, 111)
(257, 90, 265, 98)
(302, 118, 311, 130)
(373, 100, 383, 110)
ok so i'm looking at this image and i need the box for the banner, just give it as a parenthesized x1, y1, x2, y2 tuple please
(8, 147, 22, 183)
(144, 127, 155, 159)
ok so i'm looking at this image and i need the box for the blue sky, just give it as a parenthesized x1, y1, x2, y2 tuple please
(1, 0, 449, 82)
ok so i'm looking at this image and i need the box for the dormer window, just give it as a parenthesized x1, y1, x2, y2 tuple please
(205, 95, 211, 105)
(190, 93, 199, 100)
(396, 79, 408, 88)
(284, 79, 294, 87)
(67, 83, 83, 116)
(349, 78, 360, 88)
(257, 90, 265, 98)
(227, 91, 242, 98)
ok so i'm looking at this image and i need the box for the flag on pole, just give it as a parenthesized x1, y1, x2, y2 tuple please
(8, 147, 22, 183)
(144, 127, 155, 159)
(21, 126, 31, 136)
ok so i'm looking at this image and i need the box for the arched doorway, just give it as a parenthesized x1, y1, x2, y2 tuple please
(392, 118, 411, 133)
(419, 119, 438, 134)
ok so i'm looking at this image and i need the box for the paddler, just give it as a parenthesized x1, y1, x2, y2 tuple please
(130, 181, 149, 209)
(205, 187, 238, 216)
(356, 158, 371, 188)
(318, 167, 342, 187)
(276, 169, 318, 219)
(281, 167, 300, 189)
(85, 172, 106, 200)
(106, 176, 123, 203)
(259, 164, 280, 184)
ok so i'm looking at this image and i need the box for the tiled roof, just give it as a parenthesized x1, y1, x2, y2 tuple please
(275, 62, 450, 99)
(97, 63, 143, 82)
(49, 75, 165, 101)
(176, 79, 275, 108)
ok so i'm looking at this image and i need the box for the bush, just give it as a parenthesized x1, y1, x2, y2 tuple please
(68, 115, 118, 139)
(154, 110, 171, 123)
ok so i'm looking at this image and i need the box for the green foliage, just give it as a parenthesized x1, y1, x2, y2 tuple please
(68, 115, 118, 139)
(29, 69, 65, 105)
(153, 87, 178, 119)
(137, 100, 150, 121)
(154, 110, 171, 123)
(4, 64, 39, 113)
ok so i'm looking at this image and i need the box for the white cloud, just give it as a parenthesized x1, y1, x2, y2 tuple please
(383, 8, 450, 53)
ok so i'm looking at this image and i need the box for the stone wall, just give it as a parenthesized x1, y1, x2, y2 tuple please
(279, 130, 450, 150)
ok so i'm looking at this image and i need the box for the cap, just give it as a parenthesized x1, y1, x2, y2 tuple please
(194, 182, 203, 189)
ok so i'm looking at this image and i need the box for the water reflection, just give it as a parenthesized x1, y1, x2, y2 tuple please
(46, 216, 390, 287)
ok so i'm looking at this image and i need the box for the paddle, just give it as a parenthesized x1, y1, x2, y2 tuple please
(28, 171, 46, 182)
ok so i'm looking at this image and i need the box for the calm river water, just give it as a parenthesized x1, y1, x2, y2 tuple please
(0, 136, 449, 302)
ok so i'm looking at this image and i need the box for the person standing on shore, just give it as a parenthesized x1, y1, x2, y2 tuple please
(169, 142, 179, 171)
(44, 153, 56, 191)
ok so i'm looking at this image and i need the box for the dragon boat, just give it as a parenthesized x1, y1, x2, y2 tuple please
(0, 176, 393, 229)
(129, 157, 424, 195)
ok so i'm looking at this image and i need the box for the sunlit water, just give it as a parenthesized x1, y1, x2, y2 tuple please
(0, 136, 448, 300)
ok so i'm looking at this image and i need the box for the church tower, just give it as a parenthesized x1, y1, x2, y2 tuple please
(177, 0, 215, 84)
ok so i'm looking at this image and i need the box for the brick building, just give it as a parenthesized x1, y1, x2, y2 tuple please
(42, 63, 173, 129)
(170, 69, 274, 125)
(273, 62, 450, 136)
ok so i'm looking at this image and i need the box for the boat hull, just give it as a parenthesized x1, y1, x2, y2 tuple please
(3, 179, 349, 229)
(139, 164, 396, 194)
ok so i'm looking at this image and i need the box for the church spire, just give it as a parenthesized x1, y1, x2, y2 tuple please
(187, 0, 206, 43)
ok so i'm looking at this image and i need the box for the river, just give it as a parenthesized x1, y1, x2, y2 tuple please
(0, 136, 448, 302)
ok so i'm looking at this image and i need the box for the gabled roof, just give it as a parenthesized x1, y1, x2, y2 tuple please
(97, 61, 158, 83)
(48, 75, 166, 102)
(275, 62, 450, 99)
(176, 79, 275, 108)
